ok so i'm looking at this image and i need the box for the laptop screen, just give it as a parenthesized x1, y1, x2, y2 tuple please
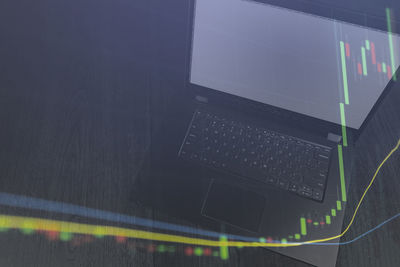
(189, 0, 400, 129)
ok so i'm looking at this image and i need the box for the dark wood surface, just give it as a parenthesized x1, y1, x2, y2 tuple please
(1, 0, 400, 266)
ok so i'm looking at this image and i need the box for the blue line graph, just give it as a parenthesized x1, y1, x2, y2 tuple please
(0, 192, 399, 246)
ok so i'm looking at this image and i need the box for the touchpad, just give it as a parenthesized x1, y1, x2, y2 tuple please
(201, 180, 266, 232)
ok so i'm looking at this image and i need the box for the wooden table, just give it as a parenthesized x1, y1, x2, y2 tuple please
(0, 0, 400, 266)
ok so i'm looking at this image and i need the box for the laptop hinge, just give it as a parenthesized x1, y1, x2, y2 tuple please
(327, 133, 342, 143)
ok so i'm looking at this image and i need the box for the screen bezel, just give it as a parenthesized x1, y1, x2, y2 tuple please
(183, 0, 399, 143)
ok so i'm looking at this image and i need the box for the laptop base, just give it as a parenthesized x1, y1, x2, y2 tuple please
(132, 100, 353, 267)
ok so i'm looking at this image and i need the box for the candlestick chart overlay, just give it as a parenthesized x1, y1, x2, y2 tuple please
(0, 6, 400, 263)
(0, 137, 399, 260)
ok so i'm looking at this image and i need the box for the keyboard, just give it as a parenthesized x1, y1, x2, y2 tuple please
(178, 108, 332, 202)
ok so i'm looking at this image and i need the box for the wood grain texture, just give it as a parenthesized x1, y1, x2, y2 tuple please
(0, 0, 400, 266)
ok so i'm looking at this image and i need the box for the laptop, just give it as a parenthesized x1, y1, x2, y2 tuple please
(134, 0, 400, 266)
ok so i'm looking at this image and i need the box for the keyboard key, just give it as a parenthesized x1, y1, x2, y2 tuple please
(303, 176, 325, 189)
(312, 189, 323, 201)
(319, 148, 331, 157)
(193, 123, 205, 135)
(299, 184, 312, 195)
(317, 172, 327, 181)
(298, 190, 312, 198)
(318, 161, 329, 170)
(179, 108, 331, 202)
(288, 183, 299, 192)
(278, 179, 289, 190)
(318, 154, 329, 161)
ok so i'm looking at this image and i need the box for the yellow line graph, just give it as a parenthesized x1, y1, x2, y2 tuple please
(0, 139, 399, 248)
(301, 138, 400, 245)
